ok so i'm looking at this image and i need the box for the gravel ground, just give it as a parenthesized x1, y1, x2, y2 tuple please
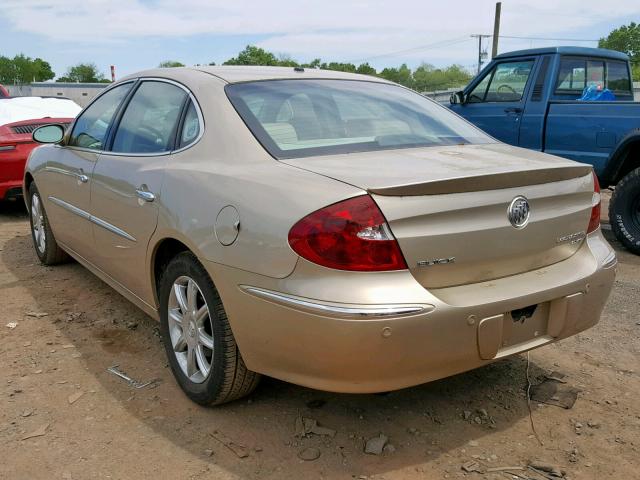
(0, 197, 638, 480)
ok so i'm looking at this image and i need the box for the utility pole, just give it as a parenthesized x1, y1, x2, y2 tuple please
(471, 34, 491, 74)
(491, 2, 502, 58)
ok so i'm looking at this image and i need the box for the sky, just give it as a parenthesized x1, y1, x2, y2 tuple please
(1, 0, 639, 80)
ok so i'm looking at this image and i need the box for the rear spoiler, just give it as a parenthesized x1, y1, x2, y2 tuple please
(368, 165, 593, 196)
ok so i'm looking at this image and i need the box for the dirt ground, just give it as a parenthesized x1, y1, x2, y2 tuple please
(1, 193, 638, 480)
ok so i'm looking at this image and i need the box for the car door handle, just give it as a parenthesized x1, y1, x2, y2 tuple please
(504, 107, 523, 114)
(76, 168, 88, 183)
(135, 188, 155, 202)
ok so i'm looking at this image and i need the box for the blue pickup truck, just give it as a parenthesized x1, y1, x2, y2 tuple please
(449, 46, 640, 254)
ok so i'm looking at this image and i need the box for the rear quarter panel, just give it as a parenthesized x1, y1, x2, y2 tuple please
(150, 72, 362, 284)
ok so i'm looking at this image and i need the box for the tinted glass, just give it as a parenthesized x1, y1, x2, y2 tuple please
(226, 80, 492, 160)
(586, 60, 605, 89)
(607, 61, 631, 94)
(180, 101, 201, 148)
(466, 71, 492, 103)
(467, 61, 533, 103)
(556, 58, 585, 91)
(556, 57, 605, 93)
(69, 83, 132, 150)
(112, 81, 187, 154)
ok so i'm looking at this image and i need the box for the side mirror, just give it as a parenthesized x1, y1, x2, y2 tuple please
(33, 124, 65, 144)
(450, 91, 466, 105)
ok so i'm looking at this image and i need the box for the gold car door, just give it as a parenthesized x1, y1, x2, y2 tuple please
(42, 82, 134, 259)
(89, 80, 189, 306)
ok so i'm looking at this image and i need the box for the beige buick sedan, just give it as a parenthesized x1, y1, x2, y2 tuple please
(25, 66, 616, 405)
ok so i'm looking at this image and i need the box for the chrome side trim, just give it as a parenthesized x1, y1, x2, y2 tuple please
(48, 195, 90, 220)
(90, 215, 137, 242)
(240, 286, 432, 318)
(48, 196, 137, 242)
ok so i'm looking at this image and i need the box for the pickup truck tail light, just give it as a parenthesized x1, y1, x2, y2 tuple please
(288, 195, 408, 271)
(587, 172, 601, 234)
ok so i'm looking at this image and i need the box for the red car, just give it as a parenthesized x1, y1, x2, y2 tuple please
(0, 96, 80, 201)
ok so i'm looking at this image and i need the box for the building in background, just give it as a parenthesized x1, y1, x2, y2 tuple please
(6, 82, 108, 107)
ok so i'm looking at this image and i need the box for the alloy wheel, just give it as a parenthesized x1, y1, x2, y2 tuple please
(31, 193, 46, 254)
(167, 275, 214, 383)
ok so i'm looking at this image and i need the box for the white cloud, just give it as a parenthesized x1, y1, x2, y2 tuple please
(2, 0, 639, 65)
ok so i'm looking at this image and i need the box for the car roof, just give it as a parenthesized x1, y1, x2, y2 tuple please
(124, 66, 393, 84)
(494, 46, 629, 61)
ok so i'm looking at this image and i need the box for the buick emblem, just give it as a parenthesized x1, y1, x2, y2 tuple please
(508, 196, 530, 229)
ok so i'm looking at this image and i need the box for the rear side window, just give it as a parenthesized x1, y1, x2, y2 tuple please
(111, 81, 187, 154)
(179, 101, 201, 148)
(69, 82, 132, 150)
(607, 61, 632, 94)
(555, 57, 628, 95)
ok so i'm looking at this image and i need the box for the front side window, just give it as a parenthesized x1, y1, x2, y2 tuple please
(68, 82, 132, 150)
(226, 79, 493, 160)
(111, 81, 187, 154)
(467, 60, 534, 103)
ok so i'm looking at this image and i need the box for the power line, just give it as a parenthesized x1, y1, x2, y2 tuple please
(350, 32, 599, 67)
(352, 36, 472, 63)
(498, 35, 599, 42)
(471, 34, 491, 73)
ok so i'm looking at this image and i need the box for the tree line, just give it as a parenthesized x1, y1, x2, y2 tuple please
(158, 45, 474, 92)
(0, 56, 111, 84)
(1, 22, 637, 90)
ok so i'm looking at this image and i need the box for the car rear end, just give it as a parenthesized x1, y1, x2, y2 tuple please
(218, 76, 616, 393)
(0, 118, 72, 200)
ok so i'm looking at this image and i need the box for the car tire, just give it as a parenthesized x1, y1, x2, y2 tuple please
(159, 251, 260, 405)
(610, 167, 640, 255)
(28, 183, 70, 265)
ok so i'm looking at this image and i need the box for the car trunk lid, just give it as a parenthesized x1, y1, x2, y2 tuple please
(282, 143, 595, 288)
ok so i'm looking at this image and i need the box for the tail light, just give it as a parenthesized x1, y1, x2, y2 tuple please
(288, 195, 407, 271)
(587, 172, 601, 234)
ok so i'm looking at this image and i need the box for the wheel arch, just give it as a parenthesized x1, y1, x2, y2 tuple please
(23, 171, 34, 204)
(150, 236, 194, 309)
(602, 130, 640, 187)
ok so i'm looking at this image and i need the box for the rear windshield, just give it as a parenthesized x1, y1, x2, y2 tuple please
(225, 79, 493, 159)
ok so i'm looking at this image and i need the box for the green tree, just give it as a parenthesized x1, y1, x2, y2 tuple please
(379, 64, 414, 88)
(599, 22, 640, 80)
(0, 54, 55, 84)
(276, 54, 299, 67)
(223, 45, 280, 66)
(321, 62, 357, 73)
(412, 63, 472, 92)
(57, 63, 105, 83)
(355, 63, 377, 76)
(302, 58, 322, 69)
(158, 60, 185, 68)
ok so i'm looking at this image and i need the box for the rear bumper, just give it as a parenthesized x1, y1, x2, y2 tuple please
(0, 181, 24, 200)
(206, 230, 616, 393)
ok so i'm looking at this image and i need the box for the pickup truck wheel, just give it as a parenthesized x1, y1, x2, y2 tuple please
(609, 167, 640, 254)
(28, 183, 70, 265)
(158, 252, 260, 406)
